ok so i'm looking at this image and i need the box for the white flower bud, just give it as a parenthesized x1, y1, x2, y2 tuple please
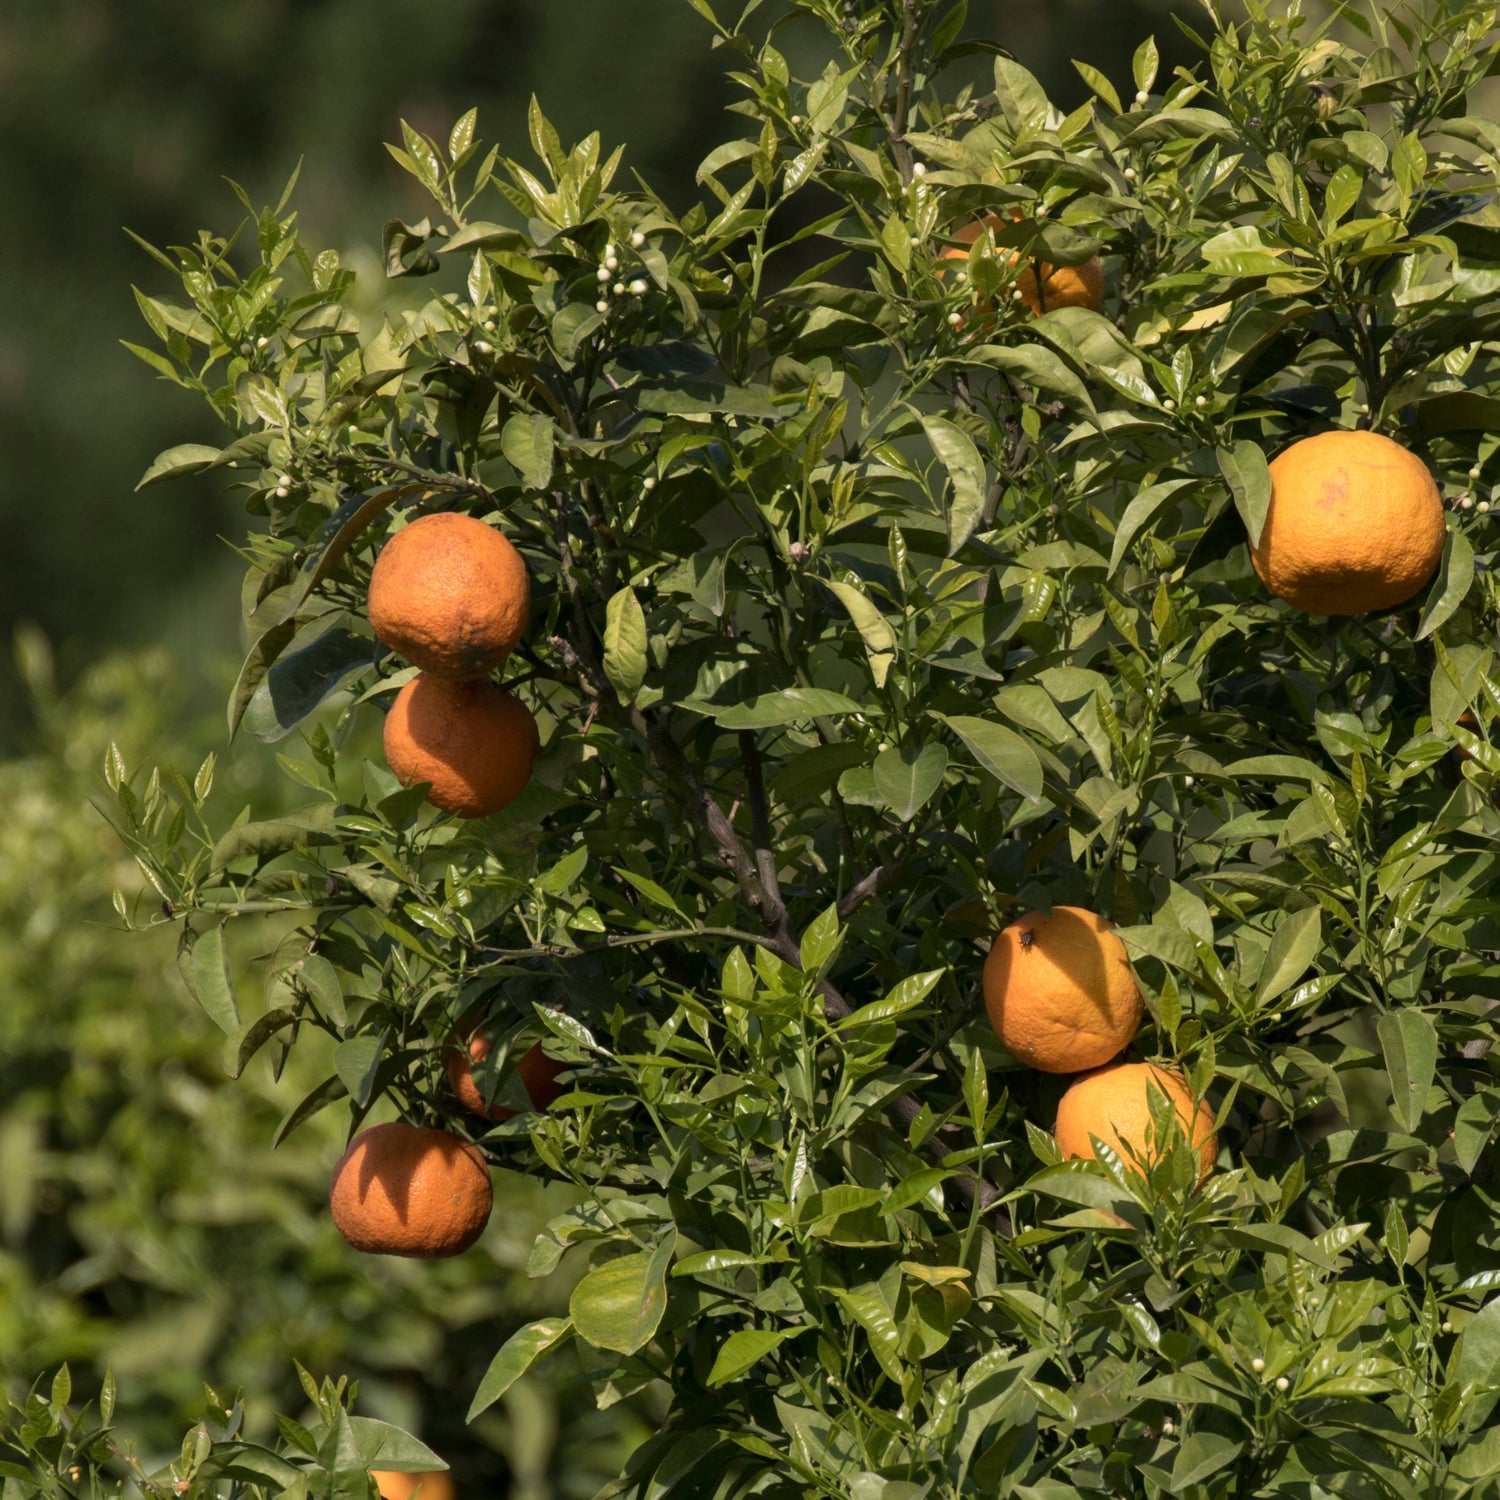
(472, 339, 492, 356)
(1123, 167, 1137, 180)
(911, 162, 927, 178)
(1135, 90, 1150, 105)
(605, 256, 619, 272)
(1480, 500, 1491, 513)
(604, 242, 617, 258)
(1012, 288, 1025, 301)
(629, 278, 649, 295)
(482, 318, 496, 331)
(595, 300, 610, 314)
(1194, 395, 1207, 408)
(256, 335, 270, 348)
(790, 114, 804, 125)
(274, 484, 290, 500)
(1443, 1319, 1454, 1333)
(1184, 775, 1195, 787)
(1162, 1419, 1175, 1435)
(613, 282, 627, 295)
(240, 341, 253, 356)
(631, 231, 646, 248)
(597, 266, 611, 282)
(1275, 1376, 1290, 1392)
(1252, 1357, 1265, 1372)
(878, 741, 890, 752)
(947, 311, 964, 327)
(1046, 504, 1060, 517)
(1462, 495, 1475, 510)
(642, 476, 657, 492)
(1163, 398, 1176, 411)
(910, 234, 922, 245)
(1469, 465, 1482, 479)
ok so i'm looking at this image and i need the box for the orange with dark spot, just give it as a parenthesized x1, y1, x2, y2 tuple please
(445, 1032, 569, 1121)
(1054, 1062, 1218, 1184)
(384, 675, 539, 818)
(368, 512, 530, 679)
(983, 905, 1142, 1073)
(1251, 430, 1445, 614)
(330, 1122, 492, 1258)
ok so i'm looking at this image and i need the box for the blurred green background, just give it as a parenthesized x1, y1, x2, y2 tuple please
(0, 0, 1193, 1492)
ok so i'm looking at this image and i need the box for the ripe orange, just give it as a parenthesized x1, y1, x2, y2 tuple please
(1251, 429, 1445, 615)
(372, 1473, 455, 1500)
(329, 1122, 492, 1258)
(445, 1032, 568, 1121)
(1054, 1062, 1218, 1184)
(939, 215, 1104, 320)
(384, 675, 539, 818)
(983, 905, 1142, 1073)
(368, 512, 530, 679)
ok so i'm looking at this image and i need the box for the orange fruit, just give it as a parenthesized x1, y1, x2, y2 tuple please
(368, 512, 530, 679)
(1251, 429, 1445, 615)
(1054, 1062, 1218, 1184)
(983, 905, 1142, 1073)
(445, 1032, 568, 1121)
(939, 215, 1104, 320)
(384, 675, 539, 818)
(372, 1474, 455, 1500)
(329, 1122, 492, 1258)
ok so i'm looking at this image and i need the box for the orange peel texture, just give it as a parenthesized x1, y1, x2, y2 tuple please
(384, 675, 539, 818)
(329, 1122, 492, 1258)
(983, 905, 1142, 1073)
(368, 512, 530, 679)
(1054, 1062, 1218, 1184)
(1251, 429, 1445, 615)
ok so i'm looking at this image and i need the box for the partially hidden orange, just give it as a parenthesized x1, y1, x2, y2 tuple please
(1251, 429, 1445, 615)
(445, 1032, 569, 1122)
(1054, 1062, 1218, 1184)
(939, 215, 1104, 321)
(983, 905, 1142, 1073)
(329, 1122, 492, 1258)
(372, 1473, 455, 1500)
(368, 511, 530, 679)
(384, 675, 539, 818)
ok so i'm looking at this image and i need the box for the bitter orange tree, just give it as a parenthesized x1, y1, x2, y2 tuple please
(84, 0, 1500, 1493)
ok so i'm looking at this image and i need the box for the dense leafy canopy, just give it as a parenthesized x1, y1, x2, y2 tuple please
(27, 0, 1500, 1494)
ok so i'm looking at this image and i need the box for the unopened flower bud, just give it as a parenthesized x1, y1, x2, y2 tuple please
(604, 242, 617, 258)
(1480, 500, 1491, 513)
(1123, 167, 1137, 180)
(1469, 465, 1482, 479)
(642, 476, 657, 492)
(1252, 1357, 1265, 1373)
(613, 282, 627, 295)
(1276, 1376, 1290, 1392)
(597, 266, 611, 282)
(631, 231, 646, 248)
(595, 299, 610, 314)
(912, 162, 926, 177)
(1135, 90, 1150, 106)
(629, 278, 648, 295)
(947, 311, 964, 327)
(790, 114, 804, 125)
(1195, 395, 1207, 408)
(472, 339, 492, 356)
(1163, 398, 1176, 411)
(605, 256, 619, 272)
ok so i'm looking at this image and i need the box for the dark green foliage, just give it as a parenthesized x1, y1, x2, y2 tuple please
(50, 0, 1500, 1493)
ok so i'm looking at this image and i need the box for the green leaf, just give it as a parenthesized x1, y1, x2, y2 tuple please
(501, 412, 556, 491)
(1170, 1433, 1242, 1490)
(967, 344, 1097, 420)
(706, 1327, 806, 1387)
(824, 579, 898, 688)
(332, 1034, 385, 1109)
(1455, 1298, 1500, 1424)
(243, 626, 373, 742)
(615, 867, 688, 921)
(569, 1230, 676, 1354)
(135, 443, 225, 490)
(942, 715, 1044, 803)
(1255, 906, 1322, 1006)
(1108, 478, 1196, 576)
(1416, 528, 1474, 641)
(178, 925, 240, 1034)
(1218, 441, 1272, 549)
(603, 587, 648, 703)
(919, 414, 987, 555)
(716, 688, 865, 729)
(873, 743, 948, 821)
(466, 1318, 573, 1420)
(228, 618, 298, 740)
(1377, 1009, 1438, 1133)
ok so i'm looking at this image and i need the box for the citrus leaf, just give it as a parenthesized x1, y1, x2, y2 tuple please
(706, 1327, 807, 1388)
(501, 412, 556, 491)
(177, 924, 240, 1034)
(1378, 1009, 1438, 1133)
(919, 414, 987, 555)
(603, 586, 648, 703)
(1416, 528, 1474, 641)
(1255, 906, 1321, 1006)
(466, 1318, 573, 1420)
(1218, 441, 1272, 549)
(872, 743, 948, 821)
(824, 579, 898, 688)
(569, 1229, 676, 1354)
(942, 715, 1044, 803)
(716, 688, 864, 729)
